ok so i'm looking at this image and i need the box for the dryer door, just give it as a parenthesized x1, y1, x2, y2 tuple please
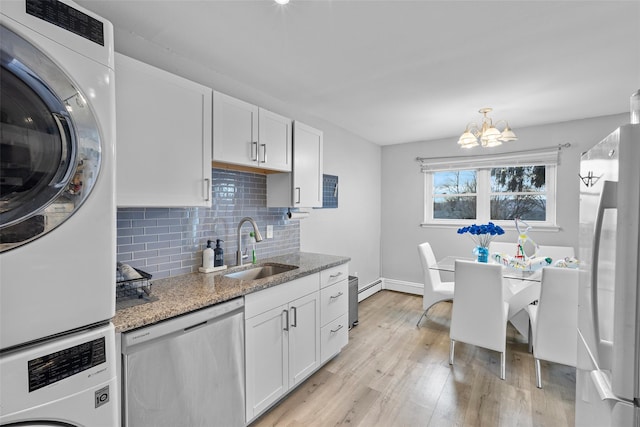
(0, 24, 101, 252)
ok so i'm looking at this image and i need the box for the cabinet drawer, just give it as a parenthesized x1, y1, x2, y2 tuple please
(320, 264, 348, 289)
(320, 313, 348, 363)
(320, 280, 348, 326)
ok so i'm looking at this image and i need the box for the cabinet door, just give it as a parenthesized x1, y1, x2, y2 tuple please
(115, 53, 212, 207)
(293, 121, 323, 207)
(213, 91, 259, 168)
(258, 108, 292, 172)
(245, 304, 289, 422)
(288, 291, 320, 387)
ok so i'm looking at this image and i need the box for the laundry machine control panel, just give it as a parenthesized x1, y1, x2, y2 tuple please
(28, 336, 107, 392)
(25, 0, 105, 45)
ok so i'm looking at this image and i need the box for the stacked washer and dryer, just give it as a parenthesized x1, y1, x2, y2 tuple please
(0, 0, 118, 425)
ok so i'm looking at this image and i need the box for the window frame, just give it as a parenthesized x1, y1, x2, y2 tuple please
(422, 164, 557, 228)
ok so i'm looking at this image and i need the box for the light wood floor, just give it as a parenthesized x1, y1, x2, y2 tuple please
(251, 290, 576, 427)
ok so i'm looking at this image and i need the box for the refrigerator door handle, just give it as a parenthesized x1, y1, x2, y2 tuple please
(591, 369, 618, 402)
(590, 369, 636, 411)
(591, 180, 617, 352)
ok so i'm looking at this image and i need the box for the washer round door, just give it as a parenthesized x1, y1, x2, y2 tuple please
(0, 24, 102, 252)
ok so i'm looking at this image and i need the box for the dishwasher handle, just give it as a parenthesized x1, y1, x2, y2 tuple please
(122, 297, 244, 351)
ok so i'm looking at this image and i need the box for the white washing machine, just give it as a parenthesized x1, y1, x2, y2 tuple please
(0, 0, 116, 351)
(0, 323, 118, 426)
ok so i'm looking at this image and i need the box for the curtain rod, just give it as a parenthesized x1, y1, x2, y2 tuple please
(415, 143, 571, 163)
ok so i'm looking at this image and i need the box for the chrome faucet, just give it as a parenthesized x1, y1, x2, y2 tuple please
(236, 217, 263, 266)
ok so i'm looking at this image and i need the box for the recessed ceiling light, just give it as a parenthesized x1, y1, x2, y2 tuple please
(275, 0, 289, 4)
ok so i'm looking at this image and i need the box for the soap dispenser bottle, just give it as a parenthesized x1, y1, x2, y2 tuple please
(202, 240, 214, 269)
(249, 232, 257, 264)
(214, 239, 224, 267)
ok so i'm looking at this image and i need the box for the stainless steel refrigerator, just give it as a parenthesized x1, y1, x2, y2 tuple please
(576, 124, 640, 425)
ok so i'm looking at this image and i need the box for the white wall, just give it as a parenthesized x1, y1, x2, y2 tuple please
(381, 113, 629, 284)
(110, 30, 382, 286)
(299, 126, 381, 288)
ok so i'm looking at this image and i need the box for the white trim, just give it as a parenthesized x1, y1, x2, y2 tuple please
(422, 164, 558, 227)
(417, 146, 563, 172)
(358, 280, 382, 302)
(419, 222, 562, 232)
(355, 278, 425, 301)
(382, 278, 423, 296)
(423, 173, 432, 224)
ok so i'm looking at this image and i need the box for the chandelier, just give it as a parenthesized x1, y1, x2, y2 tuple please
(457, 107, 517, 148)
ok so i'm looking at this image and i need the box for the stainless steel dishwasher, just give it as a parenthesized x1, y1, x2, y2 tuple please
(121, 297, 245, 427)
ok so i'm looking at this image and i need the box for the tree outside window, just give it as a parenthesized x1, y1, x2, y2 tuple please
(433, 170, 477, 219)
(490, 166, 547, 221)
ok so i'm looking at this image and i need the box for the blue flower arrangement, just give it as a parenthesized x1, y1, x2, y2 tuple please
(457, 222, 505, 248)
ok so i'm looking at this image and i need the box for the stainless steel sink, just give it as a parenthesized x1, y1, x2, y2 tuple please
(223, 263, 298, 281)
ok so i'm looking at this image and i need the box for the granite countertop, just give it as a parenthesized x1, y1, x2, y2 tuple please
(114, 252, 350, 333)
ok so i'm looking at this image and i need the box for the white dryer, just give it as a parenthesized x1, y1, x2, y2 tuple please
(0, 323, 118, 426)
(0, 0, 116, 351)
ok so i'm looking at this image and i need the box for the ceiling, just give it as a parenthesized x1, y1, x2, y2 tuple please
(77, 0, 640, 146)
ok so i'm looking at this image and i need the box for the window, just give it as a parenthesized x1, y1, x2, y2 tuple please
(433, 170, 477, 219)
(490, 166, 547, 221)
(419, 149, 558, 227)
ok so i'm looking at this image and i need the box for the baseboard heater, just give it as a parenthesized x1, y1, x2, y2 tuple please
(358, 279, 382, 294)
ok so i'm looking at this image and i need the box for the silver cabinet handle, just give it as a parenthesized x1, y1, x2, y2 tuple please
(330, 324, 344, 334)
(329, 272, 343, 279)
(295, 187, 301, 204)
(290, 306, 297, 328)
(260, 143, 267, 164)
(204, 178, 210, 201)
(282, 309, 289, 331)
(329, 292, 344, 300)
(251, 141, 258, 161)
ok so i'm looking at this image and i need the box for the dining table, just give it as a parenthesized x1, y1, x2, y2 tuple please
(430, 255, 543, 348)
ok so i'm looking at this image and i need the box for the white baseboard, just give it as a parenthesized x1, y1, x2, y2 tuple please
(357, 278, 423, 301)
(358, 280, 382, 302)
(382, 278, 423, 296)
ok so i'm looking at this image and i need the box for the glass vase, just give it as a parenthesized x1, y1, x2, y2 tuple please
(475, 246, 489, 263)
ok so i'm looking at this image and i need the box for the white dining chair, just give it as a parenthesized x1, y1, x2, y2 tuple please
(526, 267, 579, 388)
(415, 242, 455, 327)
(449, 260, 509, 380)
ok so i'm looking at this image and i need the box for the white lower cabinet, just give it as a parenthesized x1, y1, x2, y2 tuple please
(244, 263, 349, 423)
(319, 265, 349, 363)
(244, 274, 320, 423)
(245, 303, 288, 419)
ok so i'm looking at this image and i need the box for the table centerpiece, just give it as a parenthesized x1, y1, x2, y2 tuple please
(457, 222, 505, 263)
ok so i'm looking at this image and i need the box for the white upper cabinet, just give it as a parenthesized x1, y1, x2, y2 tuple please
(267, 121, 323, 208)
(213, 91, 291, 172)
(258, 108, 292, 171)
(212, 92, 258, 167)
(115, 53, 212, 207)
(293, 121, 323, 207)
